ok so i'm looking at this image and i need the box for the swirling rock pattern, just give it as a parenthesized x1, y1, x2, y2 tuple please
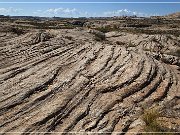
(0, 29, 180, 134)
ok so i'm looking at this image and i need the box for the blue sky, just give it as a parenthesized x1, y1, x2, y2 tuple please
(0, 0, 180, 17)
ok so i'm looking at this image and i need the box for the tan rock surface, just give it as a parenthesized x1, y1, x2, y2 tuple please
(0, 23, 180, 134)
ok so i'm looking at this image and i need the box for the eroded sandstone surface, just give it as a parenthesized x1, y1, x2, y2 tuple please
(0, 17, 180, 134)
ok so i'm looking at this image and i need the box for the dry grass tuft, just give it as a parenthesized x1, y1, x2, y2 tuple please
(142, 107, 175, 135)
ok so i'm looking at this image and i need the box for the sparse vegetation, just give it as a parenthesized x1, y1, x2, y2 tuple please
(142, 107, 175, 135)
(95, 27, 112, 33)
(95, 25, 120, 33)
(119, 28, 180, 36)
(142, 107, 161, 133)
(116, 41, 126, 45)
(89, 29, 106, 41)
(65, 36, 73, 40)
(11, 27, 24, 35)
(175, 49, 180, 57)
(127, 41, 136, 47)
(94, 35, 105, 41)
(167, 49, 180, 57)
(0, 13, 180, 134)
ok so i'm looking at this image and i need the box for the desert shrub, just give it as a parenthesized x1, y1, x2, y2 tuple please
(94, 35, 105, 41)
(151, 37, 158, 43)
(175, 49, 180, 57)
(143, 108, 161, 131)
(96, 27, 112, 33)
(65, 36, 73, 40)
(127, 41, 136, 47)
(95, 25, 119, 33)
(167, 49, 180, 57)
(116, 41, 125, 45)
(11, 27, 24, 35)
(89, 29, 106, 41)
(142, 107, 175, 135)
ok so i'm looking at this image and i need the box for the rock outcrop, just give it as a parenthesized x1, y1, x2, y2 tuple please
(0, 26, 180, 134)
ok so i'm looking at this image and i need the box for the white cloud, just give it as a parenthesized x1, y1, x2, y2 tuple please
(104, 9, 149, 17)
(46, 8, 77, 15)
(33, 8, 90, 17)
(33, 8, 151, 17)
(0, 7, 22, 15)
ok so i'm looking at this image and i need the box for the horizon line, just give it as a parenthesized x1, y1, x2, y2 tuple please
(0, 2, 180, 4)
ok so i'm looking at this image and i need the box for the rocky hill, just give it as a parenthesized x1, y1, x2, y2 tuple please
(0, 16, 180, 134)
